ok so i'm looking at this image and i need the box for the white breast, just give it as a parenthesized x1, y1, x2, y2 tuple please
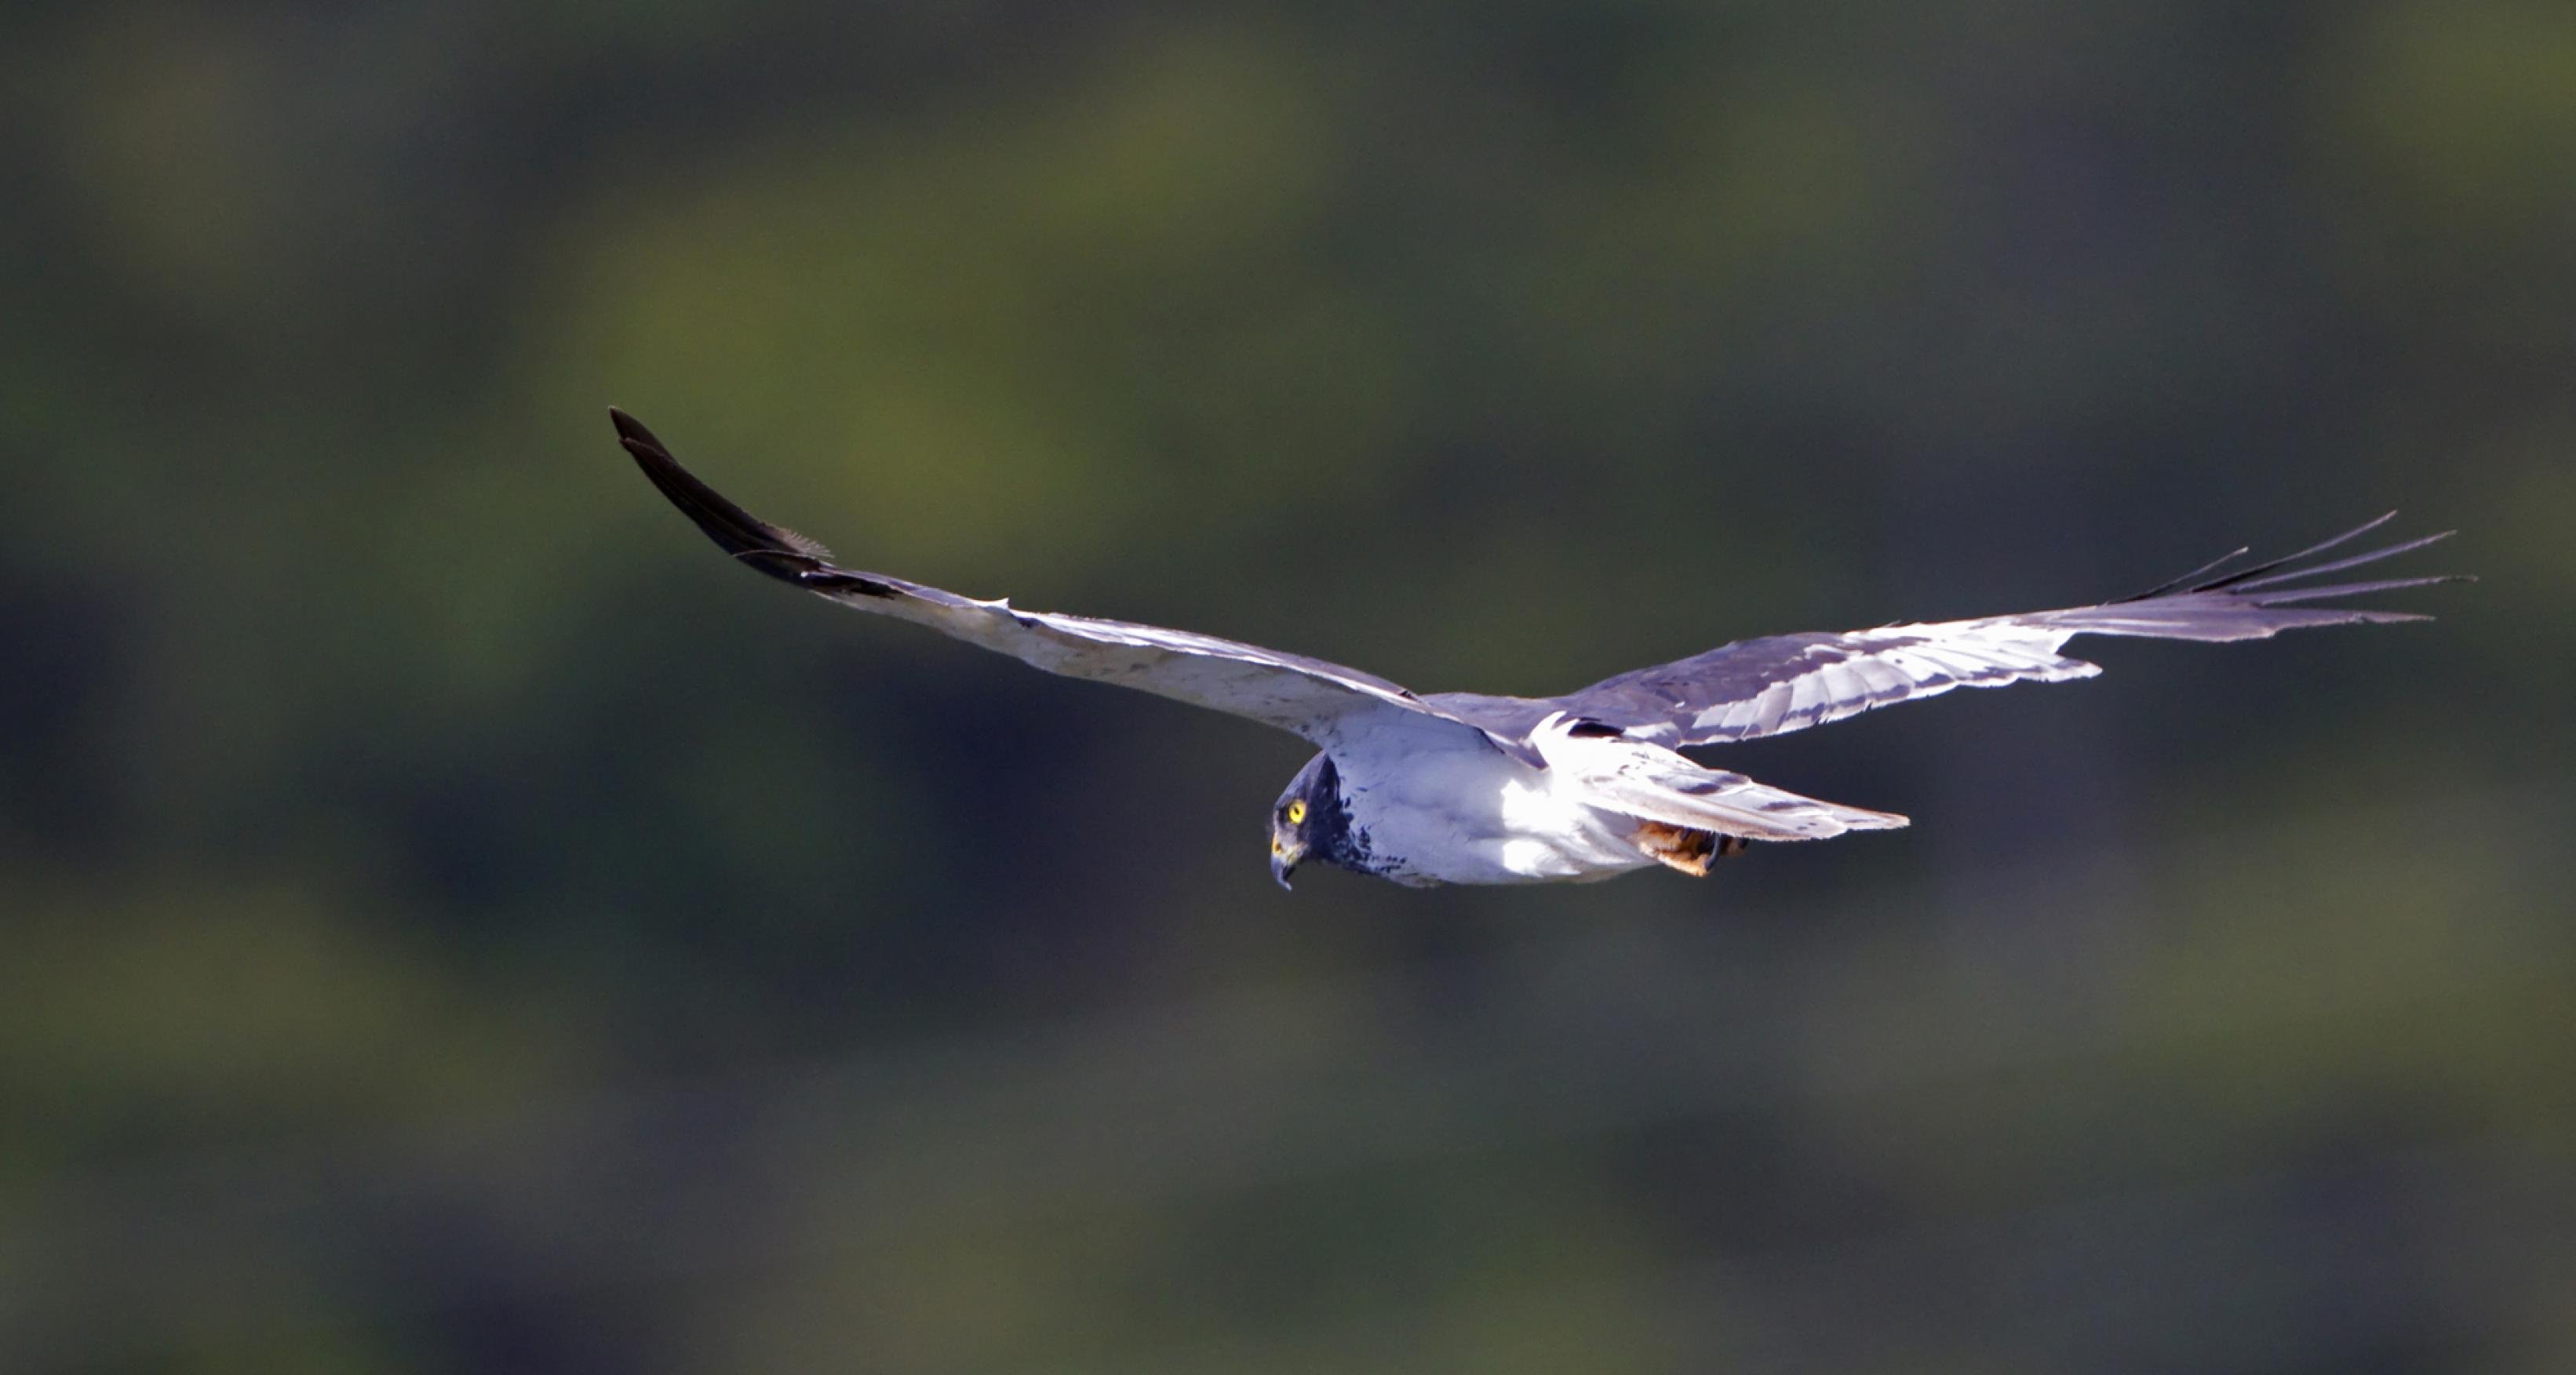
(1336, 740, 1652, 886)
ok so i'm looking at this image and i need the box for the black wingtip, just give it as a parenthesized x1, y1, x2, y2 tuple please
(2192, 511, 2418, 594)
(2121, 511, 2468, 606)
(608, 406, 687, 480)
(2118, 544, 2253, 603)
(608, 406, 685, 471)
(612, 407, 864, 589)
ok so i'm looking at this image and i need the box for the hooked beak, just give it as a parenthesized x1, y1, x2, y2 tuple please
(1270, 838, 1304, 890)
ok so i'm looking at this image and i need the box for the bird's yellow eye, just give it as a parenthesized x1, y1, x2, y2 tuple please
(1286, 800, 1307, 825)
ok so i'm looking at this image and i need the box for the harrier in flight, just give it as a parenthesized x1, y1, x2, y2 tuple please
(616, 410, 2461, 889)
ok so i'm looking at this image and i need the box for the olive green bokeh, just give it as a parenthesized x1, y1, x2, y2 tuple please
(2, 3, 2571, 1372)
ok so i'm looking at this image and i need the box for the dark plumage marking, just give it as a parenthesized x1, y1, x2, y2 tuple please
(2112, 511, 2448, 602)
(1303, 757, 1379, 872)
(614, 409, 897, 593)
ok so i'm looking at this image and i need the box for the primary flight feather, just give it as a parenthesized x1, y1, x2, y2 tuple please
(614, 409, 2464, 889)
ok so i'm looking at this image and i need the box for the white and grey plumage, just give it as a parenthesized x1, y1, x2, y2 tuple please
(615, 409, 2465, 889)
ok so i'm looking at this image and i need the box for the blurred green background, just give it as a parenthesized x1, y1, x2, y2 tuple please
(4, 2, 2573, 1371)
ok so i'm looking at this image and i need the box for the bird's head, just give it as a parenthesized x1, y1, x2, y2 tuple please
(1269, 753, 1343, 889)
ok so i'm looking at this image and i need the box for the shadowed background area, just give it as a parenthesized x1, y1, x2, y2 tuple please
(3, 2, 2573, 1372)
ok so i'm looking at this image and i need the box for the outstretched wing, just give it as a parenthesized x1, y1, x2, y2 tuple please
(614, 409, 1507, 757)
(1556, 514, 2468, 748)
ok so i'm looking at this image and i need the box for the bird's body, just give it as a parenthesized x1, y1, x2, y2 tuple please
(1327, 733, 1634, 886)
(614, 409, 2464, 890)
(1313, 710, 1910, 886)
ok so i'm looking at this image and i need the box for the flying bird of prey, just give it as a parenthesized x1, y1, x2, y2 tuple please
(614, 410, 2462, 889)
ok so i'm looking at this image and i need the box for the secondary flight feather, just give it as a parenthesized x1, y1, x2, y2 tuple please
(614, 409, 2464, 889)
